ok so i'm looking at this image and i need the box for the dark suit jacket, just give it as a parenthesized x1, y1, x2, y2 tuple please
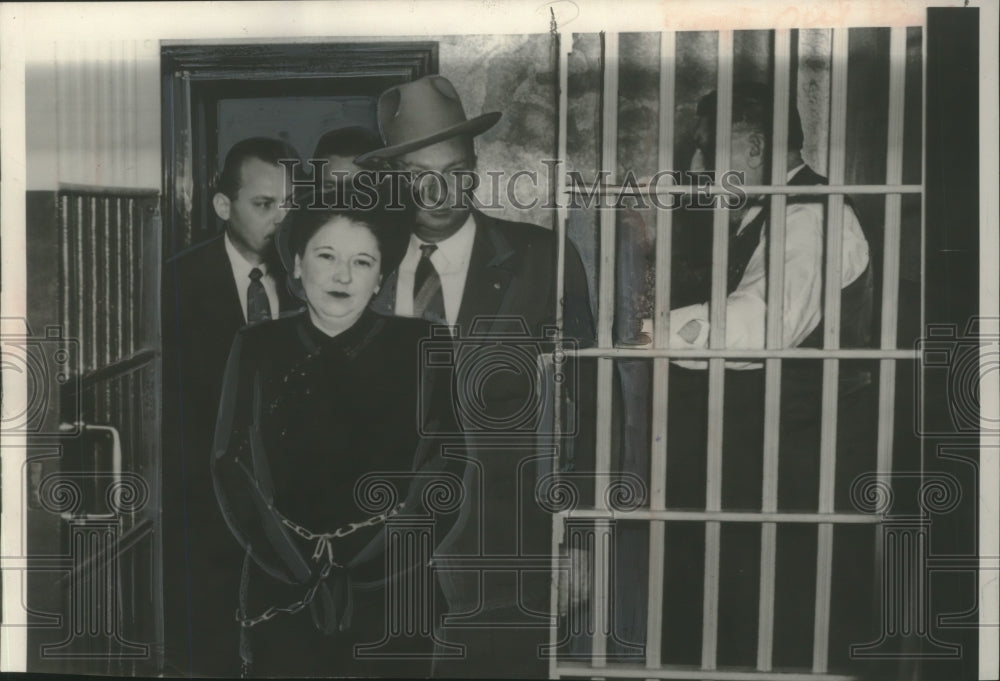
(371, 209, 595, 344)
(161, 233, 300, 676)
(371, 209, 596, 616)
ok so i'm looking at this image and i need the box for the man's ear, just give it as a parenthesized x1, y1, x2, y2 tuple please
(293, 253, 303, 279)
(213, 192, 232, 221)
(747, 132, 766, 169)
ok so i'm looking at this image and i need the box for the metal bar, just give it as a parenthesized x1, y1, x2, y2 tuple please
(102, 196, 112, 369)
(876, 27, 907, 478)
(598, 31, 619, 349)
(646, 30, 676, 674)
(566, 347, 918, 360)
(813, 26, 850, 674)
(563, 184, 923, 197)
(702, 29, 734, 673)
(124, 199, 134, 356)
(593, 357, 613, 666)
(57, 183, 159, 197)
(561, 509, 881, 524)
(593, 519, 612, 670)
(79, 349, 157, 390)
(550, 29, 570, 681)
(555, 661, 859, 681)
(591, 30, 620, 670)
(555, 31, 569, 342)
(758, 27, 792, 673)
(115, 197, 124, 363)
(59, 196, 72, 344)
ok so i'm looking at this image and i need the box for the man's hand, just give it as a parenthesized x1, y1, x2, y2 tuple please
(557, 546, 591, 616)
(678, 318, 702, 344)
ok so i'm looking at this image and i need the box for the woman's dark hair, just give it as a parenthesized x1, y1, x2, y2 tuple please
(311, 126, 383, 160)
(281, 180, 411, 277)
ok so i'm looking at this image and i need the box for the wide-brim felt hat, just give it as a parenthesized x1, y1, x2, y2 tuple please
(354, 75, 501, 166)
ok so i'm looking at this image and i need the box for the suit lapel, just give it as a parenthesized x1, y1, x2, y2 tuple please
(456, 211, 515, 334)
(202, 236, 245, 330)
(370, 268, 399, 317)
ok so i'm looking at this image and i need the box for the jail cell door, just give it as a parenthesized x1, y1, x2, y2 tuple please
(25, 188, 163, 676)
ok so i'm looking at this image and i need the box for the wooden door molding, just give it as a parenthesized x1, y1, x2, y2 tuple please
(161, 41, 438, 255)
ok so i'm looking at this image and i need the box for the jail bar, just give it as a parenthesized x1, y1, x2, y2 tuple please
(565, 183, 922, 197)
(876, 27, 907, 483)
(812, 27, 850, 674)
(757, 27, 792, 673)
(569, 347, 917, 360)
(645, 29, 676, 678)
(556, 662, 858, 681)
(561, 509, 882, 525)
(549, 29, 571, 681)
(592, 29, 621, 670)
(701, 29, 734, 673)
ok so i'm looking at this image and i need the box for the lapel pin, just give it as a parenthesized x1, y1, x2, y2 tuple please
(493, 282, 501, 290)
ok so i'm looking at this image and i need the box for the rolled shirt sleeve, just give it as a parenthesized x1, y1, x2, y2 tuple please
(668, 202, 869, 370)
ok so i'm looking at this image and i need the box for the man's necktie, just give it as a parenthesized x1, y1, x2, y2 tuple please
(247, 267, 272, 323)
(413, 244, 446, 323)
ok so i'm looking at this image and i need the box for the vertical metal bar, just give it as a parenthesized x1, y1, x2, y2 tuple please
(598, 31, 619, 350)
(59, 196, 72, 344)
(757, 27, 792, 673)
(701, 29, 733, 673)
(646, 30, 675, 675)
(550, 30, 570, 681)
(813, 26, 849, 674)
(121, 199, 138, 355)
(592, 30, 620, 671)
(102, 196, 112, 369)
(115, 197, 125, 362)
(877, 27, 907, 481)
(134, 199, 143, 349)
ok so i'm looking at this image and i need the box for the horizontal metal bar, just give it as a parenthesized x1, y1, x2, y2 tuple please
(564, 347, 917, 359)
(564, 184, 923, 196)
(554, 661, 858, 681)
(79, 348, 157, 389)
(559, 509, 882, 524)
(58, 183, 160, 198)
(56, 518, 154, 587)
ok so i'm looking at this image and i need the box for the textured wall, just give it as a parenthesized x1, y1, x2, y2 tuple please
(438, 33, 558, 230)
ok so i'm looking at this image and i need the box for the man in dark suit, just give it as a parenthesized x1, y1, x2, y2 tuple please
(357, 75, 595, 678)
(161, 137, 301, 676)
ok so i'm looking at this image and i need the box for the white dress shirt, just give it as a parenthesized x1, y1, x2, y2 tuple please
(394, 213, 477, 326)
(668, 165, 871, 369)
(224, 231, 280, 324)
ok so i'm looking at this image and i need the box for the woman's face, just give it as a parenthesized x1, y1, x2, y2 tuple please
(294, 216, 381, 331)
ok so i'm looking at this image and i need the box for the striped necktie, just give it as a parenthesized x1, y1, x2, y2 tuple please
(247, 267, 272, 323)
(413, 244, 446, 323)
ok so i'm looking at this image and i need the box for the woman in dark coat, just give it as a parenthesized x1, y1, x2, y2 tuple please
(211, 188, 460, 677)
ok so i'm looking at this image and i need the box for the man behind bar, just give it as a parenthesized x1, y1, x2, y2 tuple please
(642, 82, 879, 670)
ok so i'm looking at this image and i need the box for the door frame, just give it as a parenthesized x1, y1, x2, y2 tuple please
(160, 41, 439, 257)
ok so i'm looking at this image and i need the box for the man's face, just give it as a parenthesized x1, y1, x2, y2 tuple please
(214, 157, 292, 259)
(395, 136, 476, 242)
(689, 116, 766, 187)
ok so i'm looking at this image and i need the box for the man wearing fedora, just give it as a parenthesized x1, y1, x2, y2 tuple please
(358, 75, 595, 678)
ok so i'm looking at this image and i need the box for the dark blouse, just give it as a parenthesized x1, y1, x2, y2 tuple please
(211, 308, 459, 676)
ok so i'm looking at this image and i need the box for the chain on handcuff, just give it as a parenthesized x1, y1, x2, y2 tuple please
(235, 503, 403, 629)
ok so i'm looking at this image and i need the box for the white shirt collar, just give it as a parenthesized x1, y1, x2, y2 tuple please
(411, 212, 476, 274)
(224, 230, 269, 276)
(738, 163, 811, 233)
